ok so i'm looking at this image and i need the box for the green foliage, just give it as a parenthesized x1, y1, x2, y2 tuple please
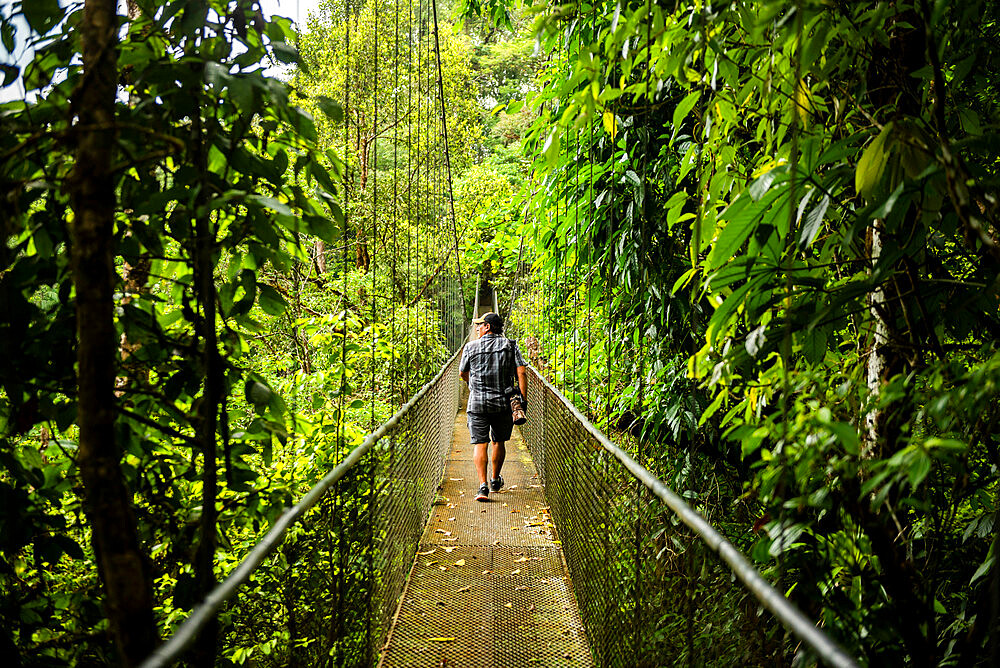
(503, 0, 1000, 663)
(0, 0, 469, 663)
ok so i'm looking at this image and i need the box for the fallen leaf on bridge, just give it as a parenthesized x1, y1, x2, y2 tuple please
(456, 586, 470, 593)
(454, 559, 466, 566)
(442, 546, 455, 553)
(435, 529, 452, 535)
(510, 569, 521, 576)
(417, 549, 436, 555)
(427, 637, 456, 642)
(504, 603, 513, 608)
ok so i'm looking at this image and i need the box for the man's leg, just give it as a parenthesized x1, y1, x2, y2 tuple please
(490, 441, 506, 481)
(489, 411, 513, 492)
(468, 412, 491, 501)
(474, 441, 490, 486)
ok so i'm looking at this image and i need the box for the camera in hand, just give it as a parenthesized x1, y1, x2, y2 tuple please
(510, 394, 526, 425)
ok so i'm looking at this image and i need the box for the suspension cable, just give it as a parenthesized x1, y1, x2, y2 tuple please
(335, 0, 352, 659)
(405, 0, 414, 396)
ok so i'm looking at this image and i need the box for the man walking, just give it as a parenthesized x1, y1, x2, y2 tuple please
(459, 312, 528, 502)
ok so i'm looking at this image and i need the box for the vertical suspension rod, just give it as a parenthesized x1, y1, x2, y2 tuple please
(429, 0, 468, 323)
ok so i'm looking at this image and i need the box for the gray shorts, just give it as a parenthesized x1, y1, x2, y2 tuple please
(467, 411, 513, 444)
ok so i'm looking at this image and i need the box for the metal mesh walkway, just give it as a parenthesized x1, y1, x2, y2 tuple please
(378, 411, 594, 667)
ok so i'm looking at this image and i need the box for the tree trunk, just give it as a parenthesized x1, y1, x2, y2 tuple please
(355, 130, 371, 270)
(70, 0, 156, 665)
(314, 239, 327, 274)
(855, 4, 937, 662)
(117, 239, 151, 394)
(862, 220, 888, 458)
(356, 223, 371, 271)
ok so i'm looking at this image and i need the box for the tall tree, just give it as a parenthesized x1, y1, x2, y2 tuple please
(69, 0, 156, 664)
(1, 0, 345, 663)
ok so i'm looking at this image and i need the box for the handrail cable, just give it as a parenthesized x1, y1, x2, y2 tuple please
(138, 346, 462, 668)
(528, 366, 860, 668)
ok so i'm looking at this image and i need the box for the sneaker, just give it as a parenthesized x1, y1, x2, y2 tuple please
(490, 475, 504, 492)
(476, 483, 489, 502)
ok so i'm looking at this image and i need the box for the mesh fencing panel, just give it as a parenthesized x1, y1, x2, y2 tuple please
(184, 352, 462, 668)
(519, 367, 832, 668)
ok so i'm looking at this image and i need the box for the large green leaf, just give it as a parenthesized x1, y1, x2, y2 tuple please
(855, 121, 894, 198)
(22, 0, 62, 35)
(798, 194, 830, 251)
(257, 284, 287, 316)
(707, 196, 756, 271)
(670, 90, 700, 142)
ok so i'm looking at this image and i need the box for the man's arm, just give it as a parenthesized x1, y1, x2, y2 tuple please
(516, 366, 527, 404)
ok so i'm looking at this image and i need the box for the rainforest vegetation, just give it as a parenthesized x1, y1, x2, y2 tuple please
(1, 0, 999, 665)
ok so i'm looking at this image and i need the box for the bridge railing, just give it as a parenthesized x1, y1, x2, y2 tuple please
(140, 349, 462, 668)
(519, 367, 858, 668)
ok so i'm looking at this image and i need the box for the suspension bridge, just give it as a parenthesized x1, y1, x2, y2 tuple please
(127, 0, 862, 659)
(136, 283, 856, 667)
(8, 0, 1000, 662)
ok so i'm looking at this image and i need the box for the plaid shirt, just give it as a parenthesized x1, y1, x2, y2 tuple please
(460, 333, 526, 413)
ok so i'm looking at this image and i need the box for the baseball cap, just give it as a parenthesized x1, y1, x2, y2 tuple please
(472, 311, 503, 331)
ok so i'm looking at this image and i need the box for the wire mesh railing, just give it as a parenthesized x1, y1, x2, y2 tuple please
(519, 367, 857, 668)
(140, 350, 462, 668)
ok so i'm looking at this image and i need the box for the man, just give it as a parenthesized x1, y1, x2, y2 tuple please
(459, 311, 528, 502)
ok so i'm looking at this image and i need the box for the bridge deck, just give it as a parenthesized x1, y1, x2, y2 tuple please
(378, 411, 593, 667)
